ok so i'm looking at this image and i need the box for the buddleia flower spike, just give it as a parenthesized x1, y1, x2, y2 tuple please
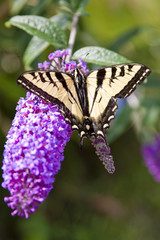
(2, 91, 72, 218)
(2, 50, 87, 218)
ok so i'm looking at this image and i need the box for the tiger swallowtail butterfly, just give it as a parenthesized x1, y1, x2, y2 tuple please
(17, 63, 151, 145)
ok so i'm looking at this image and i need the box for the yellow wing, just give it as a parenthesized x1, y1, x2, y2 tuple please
(17, 71, 83, 126)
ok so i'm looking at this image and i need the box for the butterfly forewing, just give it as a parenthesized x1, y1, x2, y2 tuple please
(86, 63, 151, 100)
(17, 71, 84, 123)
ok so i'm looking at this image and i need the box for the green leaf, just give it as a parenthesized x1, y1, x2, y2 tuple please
(73, 46, 131, 66)
(59, 0, 72, 9)
(5, 15, 67, 47)
(50, 14, 72, 29)
(10, 0, 27, 15)
(23, 37, 49, 69)
(76, 0, 90, 15)
(59, 0, 89, 15)
(59, 0, 74, 13)
(23, 14, 71, 68)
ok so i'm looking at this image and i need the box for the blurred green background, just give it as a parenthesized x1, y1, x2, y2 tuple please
(0, 0, 160, 239)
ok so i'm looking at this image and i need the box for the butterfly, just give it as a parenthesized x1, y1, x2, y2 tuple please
(17, 63, 151, 145)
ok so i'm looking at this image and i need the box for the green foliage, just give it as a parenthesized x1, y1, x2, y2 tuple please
(59, 0, 89, 15)
(73, 46, 131, 66)
(10, 0, 28, 15)
(6, 0, 91, 68)
(23, 37, 50, 69)
(23, 14, 72, 68)
(5, 15, 67, 47)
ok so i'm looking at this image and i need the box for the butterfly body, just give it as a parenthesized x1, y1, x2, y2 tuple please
(17, 63, 151, 144)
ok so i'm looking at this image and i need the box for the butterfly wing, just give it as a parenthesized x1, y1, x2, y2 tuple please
(85, 63, 151, 136)
(17, 71, 84, 126)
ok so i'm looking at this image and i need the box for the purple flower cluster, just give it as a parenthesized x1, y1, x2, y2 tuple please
(38, 49, 88, 73)
(142, 134, 160, 182)
(2, 92, 72, 218)
(90, 136, 115, 173)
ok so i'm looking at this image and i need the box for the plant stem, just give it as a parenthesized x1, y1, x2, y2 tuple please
(66, 13, 79, 62)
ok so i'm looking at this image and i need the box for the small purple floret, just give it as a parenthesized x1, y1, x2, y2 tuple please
(48, 49, 69, 60)
(142, 134, 160, 182)
(38, 60, 51, 70)
(2, 92, 72, 218)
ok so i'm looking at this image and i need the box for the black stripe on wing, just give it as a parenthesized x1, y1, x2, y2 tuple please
(115, 64, 151, 98)
(88, 68, 106, 114)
